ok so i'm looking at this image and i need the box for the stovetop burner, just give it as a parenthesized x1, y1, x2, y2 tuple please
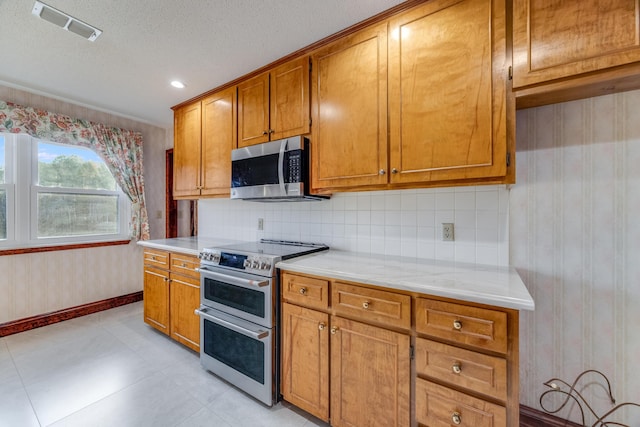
(214, 239, 328, 259)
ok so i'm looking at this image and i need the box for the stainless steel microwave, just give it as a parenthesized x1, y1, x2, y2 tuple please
(230, 136, 328, 201)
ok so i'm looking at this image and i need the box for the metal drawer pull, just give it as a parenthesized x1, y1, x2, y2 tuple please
(452, 363, 462, 374)
(318, 322, 326, 331)
(299, 287, 307, 295)
(452, 412, 462, 425)
(362, 301, 370, 309)
(453, 320, 463, 330)
(330, 326, 339, 335)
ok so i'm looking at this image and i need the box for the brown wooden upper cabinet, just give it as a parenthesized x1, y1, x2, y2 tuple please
(388, 0, 509, 184)
(173, 86, 237, 199)
(237, 56, 310, 148)
(173, 101, 201, 199)
(513, 0, 640, 107)
(311, 22, 389, 190)
(311, 0, 512, 192)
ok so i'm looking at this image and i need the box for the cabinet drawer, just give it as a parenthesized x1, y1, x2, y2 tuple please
(143, 249, 169, 268)
(170, 253, 200, 278)
(416, 379, 506, 427)
(281, 273, 329, 310)
(332, 282, 411, 330)
(416, 298, 507, 354)
(416, 338, 507, 402)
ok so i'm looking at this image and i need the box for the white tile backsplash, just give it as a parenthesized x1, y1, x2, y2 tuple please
(198, 185, 510, 266)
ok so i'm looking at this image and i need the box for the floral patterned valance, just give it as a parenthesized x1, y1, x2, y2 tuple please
(0, 100, 150, 241)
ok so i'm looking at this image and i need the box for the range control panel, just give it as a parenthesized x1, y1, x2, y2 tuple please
(199, 249, 275, 276)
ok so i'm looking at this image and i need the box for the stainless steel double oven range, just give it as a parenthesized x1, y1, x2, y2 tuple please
(195, 239, 328, 406)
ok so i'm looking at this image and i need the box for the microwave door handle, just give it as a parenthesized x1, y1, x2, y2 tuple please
(278, 138, 287, 194)
(196, 267, 269, 288)
(195, 307, 269, 340)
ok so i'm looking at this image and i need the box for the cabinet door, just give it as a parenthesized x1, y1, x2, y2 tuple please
(281, 303, 329, 422)
(173, 102, 202, 198)
(513, 0, 640, 89)
(330, 316, 410, 427)
(201, 87, 236, 197)
(270, 56, 310, 140)
(311, 22, 388, 190)
(238, 72, 270, 147)
(169, 273, 200, 352)
(143, 266, 170, 335)
(389, 0, 508, 184)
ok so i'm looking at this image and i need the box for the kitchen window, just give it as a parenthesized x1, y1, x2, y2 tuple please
(0, 132, 129, 249)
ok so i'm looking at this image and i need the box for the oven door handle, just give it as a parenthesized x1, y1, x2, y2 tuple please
(196, 267, 269, 288)
(195, 307, 269, 340)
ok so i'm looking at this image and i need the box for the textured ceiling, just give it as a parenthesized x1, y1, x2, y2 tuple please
(0, 0, 405, 128)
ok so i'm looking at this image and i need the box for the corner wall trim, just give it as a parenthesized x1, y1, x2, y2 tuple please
(520, 404, 584, 427)
(0, 291, 143, 337)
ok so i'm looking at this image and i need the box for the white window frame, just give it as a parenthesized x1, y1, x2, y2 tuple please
(0, 133, 130, 249)
(0, 134, 15, 243)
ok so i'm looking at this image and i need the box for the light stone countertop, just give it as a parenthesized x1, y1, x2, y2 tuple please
(136, 237, 243, 256)
(277, 250, 535, 311)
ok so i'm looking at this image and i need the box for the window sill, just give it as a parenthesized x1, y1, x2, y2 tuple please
(0, 239, 132, 256)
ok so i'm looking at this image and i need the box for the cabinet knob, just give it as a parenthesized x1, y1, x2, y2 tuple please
(452, 362, 462, 374)
(362, 301, 370, 309)
(262, 130, 268, 135)
(151, 256, 156, 261)
(330, 326, 339, 335)
(299, 287, 307, 295)
(452, 412, 462, 425)
(391, 168, 398, 174)
(318, 322, 326, 331)
(181, 263, 187, 267)
(453, 320, 463, 330)
(268, 129, 274, 134)
(164, 277, 169, 282)
(379, 169, 386, 175)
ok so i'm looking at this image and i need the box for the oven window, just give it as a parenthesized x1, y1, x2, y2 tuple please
(204, 278, 265, 318)
(204, 319, 265, 384)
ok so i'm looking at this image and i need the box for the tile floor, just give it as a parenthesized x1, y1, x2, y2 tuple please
(0, 302, 328, 427)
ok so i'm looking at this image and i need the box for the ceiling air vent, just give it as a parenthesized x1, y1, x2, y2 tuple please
(31, 1, 102, 42)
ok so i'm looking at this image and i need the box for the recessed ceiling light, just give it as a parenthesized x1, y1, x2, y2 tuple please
(170, 80, 186, 89)
(32, 1, 102, 42)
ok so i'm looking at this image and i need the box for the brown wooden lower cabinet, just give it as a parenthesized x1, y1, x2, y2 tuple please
(169, 273, 200, 351)
(281, 300, 410, 426)
(281, 302, 330, 421)
(330, 316, 410, 427)
(143, 249, 201, 352)
(143, 265, 170, 334)
(280, 271, 520, 427)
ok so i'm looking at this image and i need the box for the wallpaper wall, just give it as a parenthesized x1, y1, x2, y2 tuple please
(512, 91, 640, 424)
(0, 84, 170, 324)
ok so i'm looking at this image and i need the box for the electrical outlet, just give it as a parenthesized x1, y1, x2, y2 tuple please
(442, 223, 454, 241)
(257, 218, 264, 230)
